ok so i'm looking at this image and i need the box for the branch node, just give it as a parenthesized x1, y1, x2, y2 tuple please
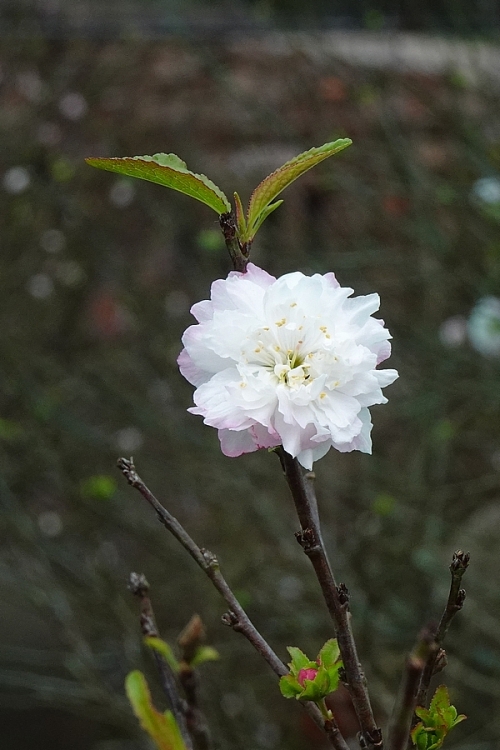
(432, 648, 448, 675)
(117, 456, 140, 486)
(219, 212, 248, 272)
(456, 588, 466, 608)
(450, 550, 470, 573)
(200, 547, 219, 571)
(221, 611, 239, 629)
(128, 571, 150, 597)
(295, 527, 320, 553)
(337, 583, 350, 607)
(364, 728, 383, 749)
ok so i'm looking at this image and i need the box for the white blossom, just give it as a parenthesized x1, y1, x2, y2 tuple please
(178, 264, 398, 469)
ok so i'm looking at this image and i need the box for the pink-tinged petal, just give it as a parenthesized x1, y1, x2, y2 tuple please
(177, 348, 208, 387)
(230, 262, 276, 288)
(249, 423, 281, 450)
(218, 428, 259, 457)
(190, 299, 213, 323)
(376, 339, 392, 364)
(192, 370, 253, 429)
(323, 271, 340, 289)
(182, 325, 232, 376)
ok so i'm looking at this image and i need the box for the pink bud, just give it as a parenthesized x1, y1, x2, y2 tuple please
(297, 668, 318, 687)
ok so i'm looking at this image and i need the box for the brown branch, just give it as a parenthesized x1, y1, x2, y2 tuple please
(387, 628, 437, 750)
(118, 457, 349, 750)
(219, 212, 248, 272)
(415, 550, 469, 710)
(128, 572, 194, 750)
(276, 448, 382, 750)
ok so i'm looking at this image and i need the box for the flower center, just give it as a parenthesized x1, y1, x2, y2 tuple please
(274, 350, 310, 387)
(242, 325, 316, 389)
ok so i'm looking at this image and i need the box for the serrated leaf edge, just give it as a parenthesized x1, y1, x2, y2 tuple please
(86, 153, 231, 214)
(246, 138, 352, 236)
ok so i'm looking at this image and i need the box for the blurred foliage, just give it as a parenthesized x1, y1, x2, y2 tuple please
(1, 29, 500, 750)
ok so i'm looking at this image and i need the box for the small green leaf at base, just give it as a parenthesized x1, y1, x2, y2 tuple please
(318, 639, 341, 669)
(190, 645, 220, 668)
(86, 153, 231, 215)
(411, 685, 466, 750)
(286, 646, 314, 673)
(279, 674, 303, 699)
(125, 670, 187, 750)
(143, 636, 180, 672)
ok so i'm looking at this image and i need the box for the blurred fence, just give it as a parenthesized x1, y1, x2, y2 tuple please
(2, 0, 500, 36)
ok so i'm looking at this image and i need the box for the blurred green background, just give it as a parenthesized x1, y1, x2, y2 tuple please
(2, 2, 500, 749)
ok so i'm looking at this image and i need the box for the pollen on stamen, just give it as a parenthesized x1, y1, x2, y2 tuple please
(290, 302, 297, 307)
(320, 326, 328, 333)
(239, 382, 247, 388)
(320, 392, 326, 399)
(275, 318, 286, 327)
(254, 347, 261, 353)
(274, 345, 281, 352)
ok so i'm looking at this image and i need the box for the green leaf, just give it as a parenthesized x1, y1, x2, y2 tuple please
(190, 645, 220, 668)
(318, 639, 341, 669)
(286, 646, 314, 674)
(245, 139, 352, 240)
(143, 637, 179, 672)
(279, 674, 302, 699)
(430, 685, 450, 715)
(86, 153, 231, 215)
(412, 686, 466, 749)
(125, 671, 187, 750)
(246, 200, 283, 239)
(233, 191, 247, 237)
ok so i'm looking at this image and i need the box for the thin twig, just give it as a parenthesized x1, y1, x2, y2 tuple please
(387, 628, 437, 750)
(276, 448, 382, 750)
(128, 572, 194, 750)
(415, 550, 470, 710)
(177, 615, 213, 750)
(117, 457, 349, 750)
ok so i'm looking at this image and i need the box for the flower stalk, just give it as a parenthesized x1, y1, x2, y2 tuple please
(276, 447, 382, 750)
